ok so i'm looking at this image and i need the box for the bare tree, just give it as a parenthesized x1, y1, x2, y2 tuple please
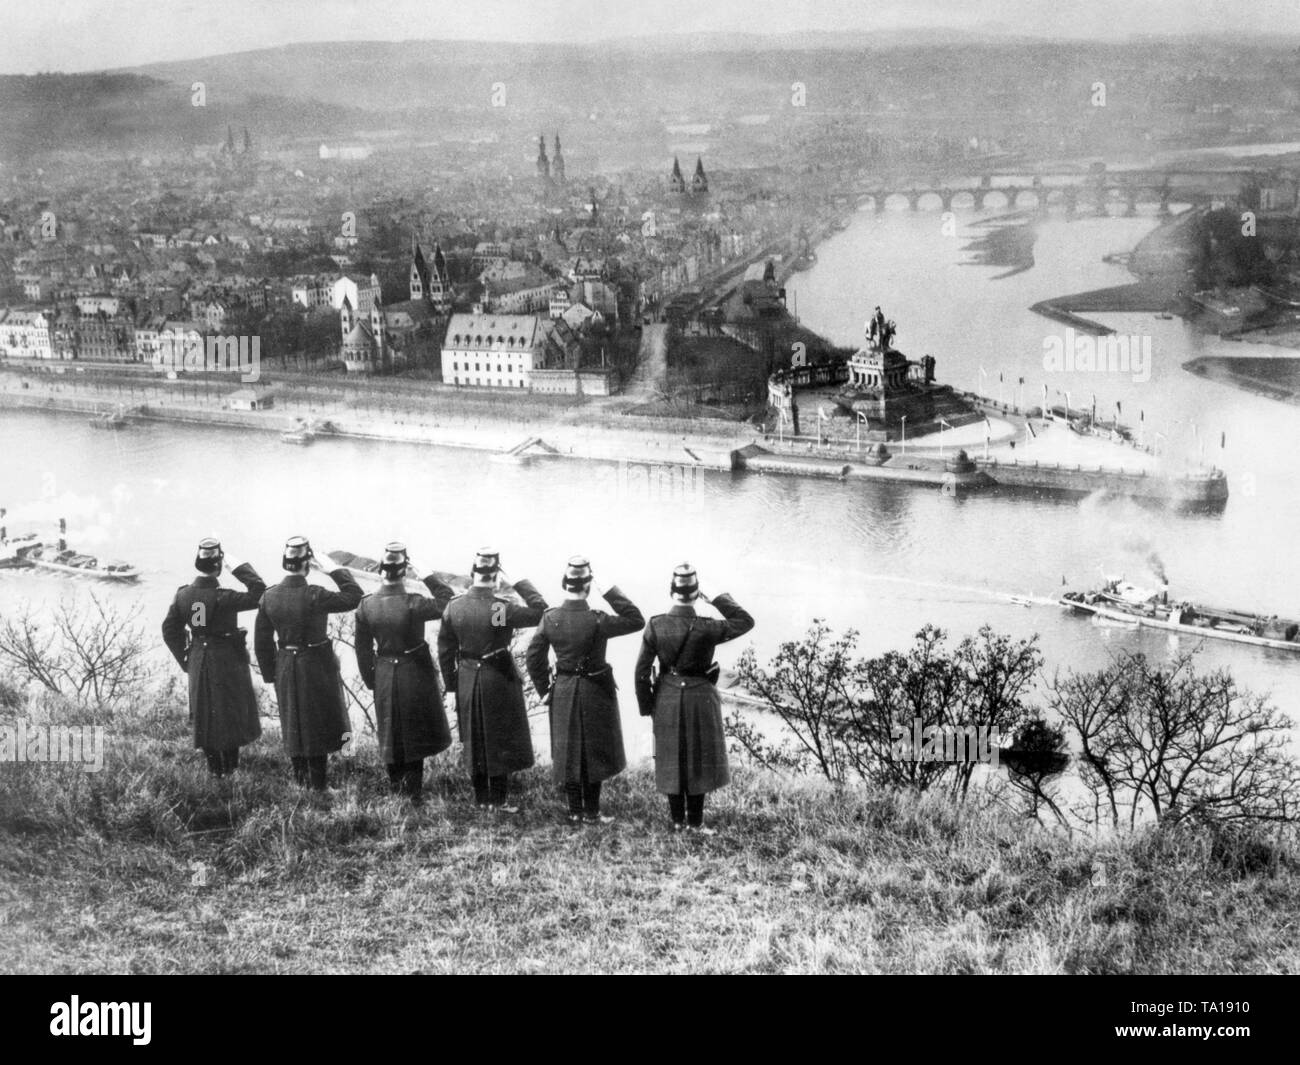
(1001, 718, 1072, 831)
(732, 620, 861, 781)
(1053, 652, 1300, 830)
(327, 613, 376, 734)
(731, 622, 1040, 797)
(0, 592, 154, 714)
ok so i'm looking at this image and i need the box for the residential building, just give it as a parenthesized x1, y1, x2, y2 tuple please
(441, 312, 541, 388)
(0, 309, 54, 359)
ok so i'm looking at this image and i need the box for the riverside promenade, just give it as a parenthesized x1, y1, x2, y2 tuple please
(0, 366, 1226, 504)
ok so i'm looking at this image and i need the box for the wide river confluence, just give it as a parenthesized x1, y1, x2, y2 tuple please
(3, 204, 1298, 759)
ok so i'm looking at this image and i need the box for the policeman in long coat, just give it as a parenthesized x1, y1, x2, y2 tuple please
(436, 548, 547, 811)
(254, 536, 362, 791)
(635, 563, 754, 833)
(161, 538, 264, 777)
(354, 542, 455, 802)
(525, 557, 644, 823)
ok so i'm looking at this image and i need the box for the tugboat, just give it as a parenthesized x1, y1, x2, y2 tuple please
(89, 406, 129, 430)
(280, 419, 315, 445)
(0, 531, 39, 570)
(1061, 577, 1300, 652)
(24, 538, 140, 581)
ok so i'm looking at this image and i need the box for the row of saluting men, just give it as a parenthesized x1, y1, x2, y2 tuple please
(162, 537, 755, 831)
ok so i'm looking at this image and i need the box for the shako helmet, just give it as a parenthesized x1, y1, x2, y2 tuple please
(282, 535, 313, 572)
(670, 562, 699, 601)
(195, 537, 223, 575)
(562, 555, 593, 592)
(379, 541, 409, 580)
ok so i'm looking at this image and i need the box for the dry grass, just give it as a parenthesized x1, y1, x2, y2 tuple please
(1, 697, 1298, 973)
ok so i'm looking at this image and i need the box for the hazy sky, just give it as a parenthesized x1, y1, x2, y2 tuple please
(2, 0, 1296, 74)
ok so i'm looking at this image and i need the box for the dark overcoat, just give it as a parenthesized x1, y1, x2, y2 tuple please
(525, 587, 645, 785)
(161, 562, 265, 751)
(354, 575, 455, 764)
(634, 593, 755, 795)
(254, 568, 362, 757)
(436, 580, 547, 776)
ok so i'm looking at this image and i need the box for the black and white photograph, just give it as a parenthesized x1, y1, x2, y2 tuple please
(0, 0, 1297, 1005)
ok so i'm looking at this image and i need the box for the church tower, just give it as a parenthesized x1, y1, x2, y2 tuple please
(369, 284, 389, 373)
(410, 234, 428, 302)
(536, 133, 551, 185)
(692, 156, 709, 195)
(340, 295, 354, 341)
(428, 242, 450, 313)
(552, 133, 565, 185)
(668, 156, 686, 194)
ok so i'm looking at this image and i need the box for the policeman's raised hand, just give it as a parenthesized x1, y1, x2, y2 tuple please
(405, 559, 422, 581)
(223, 552, 244, 573)
(696, 588, 712, 605)
(310, 550, 338, 573)
(495, 567, 512, 591)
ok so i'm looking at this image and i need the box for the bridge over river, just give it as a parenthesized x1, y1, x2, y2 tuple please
(853, 167, 1253, 214)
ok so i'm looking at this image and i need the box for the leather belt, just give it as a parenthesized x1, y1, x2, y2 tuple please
(383, 642, 428, 664)
(281, 638, 330, 653)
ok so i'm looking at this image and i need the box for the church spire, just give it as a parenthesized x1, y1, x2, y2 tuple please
(669, 156, 686, 194)
(536, 132, 551, 183)
(692, 156, 709, 194)
(552, 132, 565, 184)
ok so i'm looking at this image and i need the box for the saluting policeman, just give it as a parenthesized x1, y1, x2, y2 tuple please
(161, 538, 265, 778)
(525, 557, 644, 824)
(436, 548, 548, 812)
(254, 536, 362, 791)
(353, 542, 455, 803)
(635, 563, 754, 834)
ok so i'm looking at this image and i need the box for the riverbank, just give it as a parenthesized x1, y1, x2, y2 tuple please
(0, 370, 753, 471)
(1183, 355, 1300, 405)
(0, 368, 1225, 504)
(1029, 207, 1200, 333)
(2, 701, 1295, 973)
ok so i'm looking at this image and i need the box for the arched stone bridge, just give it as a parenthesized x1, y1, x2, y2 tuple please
(854, 175, 1223, 215)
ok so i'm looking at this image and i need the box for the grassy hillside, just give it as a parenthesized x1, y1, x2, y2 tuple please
(1, 695, 1296, 974)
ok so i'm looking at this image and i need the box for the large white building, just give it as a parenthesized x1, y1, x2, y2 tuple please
(441, 313, 542, 389)
(330, 273, 382, 315)
(0, 309, 54, 359)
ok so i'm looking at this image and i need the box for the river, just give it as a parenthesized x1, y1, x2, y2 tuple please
(2, 201, 1299, 761)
